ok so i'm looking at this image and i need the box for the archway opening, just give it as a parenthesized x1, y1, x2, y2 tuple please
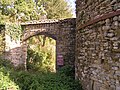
(26, 35, 56, 72)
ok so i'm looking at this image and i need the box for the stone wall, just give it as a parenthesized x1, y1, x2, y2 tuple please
(0, 18, 76, 70)
(22, 18, 76, 70)
(0, 25, 5, 57)
(4, 34, 22, 67)
(76, 0, 120, 90)
(76, 0, 120, 26)
(56, 19, 76, 69)
(0, 24, 27, 68)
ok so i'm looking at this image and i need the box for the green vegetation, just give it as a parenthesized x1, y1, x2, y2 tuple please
(0, 59, 83, 90)
(5, 23, 22, 41)
(0, 59, 20, 90)
(0, 0, 73, 72)
(27, 36, 56, 72)
(0, 0, 78, 90)
(38, 0, 73, 19)
(0, 0, 73, 23)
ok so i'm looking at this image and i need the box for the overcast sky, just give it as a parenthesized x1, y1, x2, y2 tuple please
(66, 0, 76, 17)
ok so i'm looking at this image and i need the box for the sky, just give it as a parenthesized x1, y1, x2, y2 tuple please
(66, 0, 76, 17)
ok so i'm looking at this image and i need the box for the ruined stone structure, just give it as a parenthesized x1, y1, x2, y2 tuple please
(75, 0, 120, 90)
(0, 18, 76, 70)
(0, 0, 120, 90)
(22, 19, 76, 70)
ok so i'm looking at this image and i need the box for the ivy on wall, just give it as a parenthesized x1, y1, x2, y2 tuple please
(5, 23, 22, 41)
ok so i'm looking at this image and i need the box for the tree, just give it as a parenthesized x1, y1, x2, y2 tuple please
(38, 0, 73, 19)
(0, 0, 46, 23)
(0, 0, 73, 23)
(0, 0, 16, 23)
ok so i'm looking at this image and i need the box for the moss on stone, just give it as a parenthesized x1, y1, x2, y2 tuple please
(112, 49, 120, 53)
(116, 29, 120, 36)
(103, 63, 111, 72)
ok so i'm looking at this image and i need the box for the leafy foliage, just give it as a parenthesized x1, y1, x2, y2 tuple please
(0, 0, 77, 89)
(27, 36, 56, 72)
(0, 0, 44, 22)
(0, 59, 19, 90)
(59, 65, 75, 78)
(14, 0, 42, 21)
(0, 59, 83, 90)
(0, 0, 73, 23)
(5, 23, 22, 41)
(38, 0, 73, 19)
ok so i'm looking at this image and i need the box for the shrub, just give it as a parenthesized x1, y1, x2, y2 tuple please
(0, 59, 83, 90)
(27, 48, 54, 72)
(58, 65, 75, 78)
(0, 59, 19, 90)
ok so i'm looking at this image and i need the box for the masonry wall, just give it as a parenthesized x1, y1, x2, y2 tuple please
(1, 19, 76, 71)
(22, 19, 76, 70)
(56, 18, 76, 70)
(76, 0, 120, 90)
(0, 25, 5, 57)
(76, 0, 120, 25)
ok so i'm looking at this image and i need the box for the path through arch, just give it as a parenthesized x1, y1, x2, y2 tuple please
(21, 18, 76, 71)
